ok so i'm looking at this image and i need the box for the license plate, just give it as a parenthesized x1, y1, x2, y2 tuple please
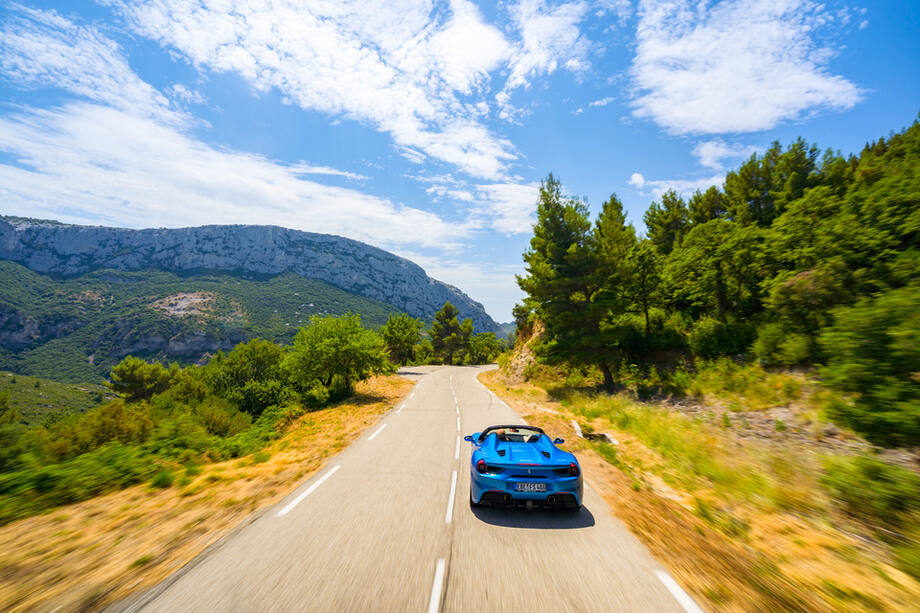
(515, 482, 546, 492)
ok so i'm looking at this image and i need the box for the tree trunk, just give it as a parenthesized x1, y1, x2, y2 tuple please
(643, 300, 650, 339)
(715, 265, 727, 323)
(599, 362, 615, 394)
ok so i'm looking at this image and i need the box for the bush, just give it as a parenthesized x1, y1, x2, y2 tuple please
(819, 285, 920, 446)
(0, 444, 154, 524)
(151, 469, 174, 488)
(753, 324, 812, 366)
(821, 454, 920, 527)
(194, 400, 251, 437)
(689, 317, 752, 358)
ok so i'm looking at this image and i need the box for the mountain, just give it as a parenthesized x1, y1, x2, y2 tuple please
(0, 217, 500, 381)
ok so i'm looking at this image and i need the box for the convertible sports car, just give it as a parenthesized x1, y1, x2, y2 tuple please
(464, 424, 583, 510)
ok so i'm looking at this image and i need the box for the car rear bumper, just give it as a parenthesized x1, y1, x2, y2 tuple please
(471, 471, 583, 507)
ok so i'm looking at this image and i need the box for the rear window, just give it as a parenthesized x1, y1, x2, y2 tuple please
(493, 428, 541, 443)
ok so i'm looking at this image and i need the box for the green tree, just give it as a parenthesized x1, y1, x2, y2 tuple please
(643, 190, 688, 255)
(468, 333, 503, 364)
(625, 239, 661, 339)
(430, 302, 470, 365)
(380, 313, 423, 365)
(107, 357, 173, 402)
(284, 314, 391, 398)
(518, 176, 623, 392)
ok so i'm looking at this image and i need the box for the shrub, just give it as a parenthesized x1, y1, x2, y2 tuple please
(195, 400, 251, 437)
(689, 317, 752, 358)
(754, 324, 812, 366)
(0, 444, 154, 524)
(821, 454, 920, 527)
(819, 285, 920, 446)
(151, 470, 174, 488)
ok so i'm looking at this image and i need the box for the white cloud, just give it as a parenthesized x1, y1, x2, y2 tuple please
(630, 0, 864, 134)
(0, 5, 181, 125)
(594, 0, 632, 23)
(103, 0, 516, 179)
(638, 174, 725, 199)
(167, 83, 206, 106)
(692, 139, 759, 170)
(628, 172, 645, 187)
(0, 103, 466, 250)
(473, 182, 540, 234)
(289, 163, 368, 182)
(589, 96, 615, 107)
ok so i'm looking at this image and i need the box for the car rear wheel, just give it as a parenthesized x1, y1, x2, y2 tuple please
(469, 488, 481, 508)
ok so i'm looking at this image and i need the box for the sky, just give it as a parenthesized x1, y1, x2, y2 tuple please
(0, 1, 918, 323)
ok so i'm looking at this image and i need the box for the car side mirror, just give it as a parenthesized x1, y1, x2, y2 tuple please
(553, 438, 564, 444)
(463, 435, 473, 442)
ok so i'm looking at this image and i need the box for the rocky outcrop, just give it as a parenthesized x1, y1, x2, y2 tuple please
(0, 217, 500, 334)
(0, 304, 83, 350)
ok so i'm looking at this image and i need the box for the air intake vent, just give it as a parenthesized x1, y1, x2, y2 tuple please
(541, 451, 550, 458)
(497, 449, 506, 457)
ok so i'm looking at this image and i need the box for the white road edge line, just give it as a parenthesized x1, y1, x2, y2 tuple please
(277, 465, 340, 517)
(368, 423, 387, 441)
(396, 403, 403, 414)
(655, 570, 704, 613)
(445, 470, 458, 523)
(454, 436, 460, 459)
(428, 559, 445, 613)
(456, 417, 461, 431)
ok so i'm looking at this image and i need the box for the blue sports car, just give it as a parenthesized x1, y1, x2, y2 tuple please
(464, 424, 583, 511)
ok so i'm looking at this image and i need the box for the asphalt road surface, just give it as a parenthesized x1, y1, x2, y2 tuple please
(115, 365, 701, 613)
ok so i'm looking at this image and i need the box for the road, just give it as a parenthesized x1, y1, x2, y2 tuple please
(115, 365, 700, 613)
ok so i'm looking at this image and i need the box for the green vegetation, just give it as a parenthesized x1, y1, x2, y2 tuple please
(516, 119, 920, 446)
(427, 302, 504, 365)
(0, 371, 114, 424)
(0, 298, 504, 525)
(379, 313, 423, 365)
(0, 264, 400, 382)
(0, 313, 393, 524)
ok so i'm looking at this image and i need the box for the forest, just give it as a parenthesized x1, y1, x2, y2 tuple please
(516, 119, 919, 447)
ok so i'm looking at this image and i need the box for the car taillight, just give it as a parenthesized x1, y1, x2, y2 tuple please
(476, 459, 487, 474)
(568, 462, 579, 476)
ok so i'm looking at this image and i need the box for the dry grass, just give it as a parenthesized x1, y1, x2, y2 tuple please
(480, 369, 920, 613)
(0, 375, 412, 613)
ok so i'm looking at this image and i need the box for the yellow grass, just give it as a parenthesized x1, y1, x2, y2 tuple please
(479, 369, 920, 613)
(0, 375, 412, 613)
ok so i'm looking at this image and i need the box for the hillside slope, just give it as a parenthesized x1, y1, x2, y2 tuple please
(0, 262, 402, 381)
(0, 217, 499, 334)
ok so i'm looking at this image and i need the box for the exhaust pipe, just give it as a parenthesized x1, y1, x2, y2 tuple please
(503, 494, 512, 505)
(546, 495, 556, 506)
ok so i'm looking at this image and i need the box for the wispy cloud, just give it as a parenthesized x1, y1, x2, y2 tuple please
(289, 163, 368, 182)
(0, 103, 465, 249)
(0, 5, 182, 125)
(692, 139, 760, 170)
(630, 0, 864, 134)
(629, 171, 724, 198)
(589, 96, 615, 107)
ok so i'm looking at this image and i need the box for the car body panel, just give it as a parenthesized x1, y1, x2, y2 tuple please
(466, 426, 583, 509)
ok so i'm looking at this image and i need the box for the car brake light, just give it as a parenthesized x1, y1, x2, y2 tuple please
(568, 462, 579, 476)
(476, 459, 487, 474)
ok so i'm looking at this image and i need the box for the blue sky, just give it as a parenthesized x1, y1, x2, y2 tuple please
(0, 1, 917, 323)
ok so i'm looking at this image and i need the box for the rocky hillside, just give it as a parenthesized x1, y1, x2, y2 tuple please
(0, 217, 498, 334)
(0, 217, 500, 382)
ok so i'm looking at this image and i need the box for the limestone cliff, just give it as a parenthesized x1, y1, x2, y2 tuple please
(0, 217, 500, 333)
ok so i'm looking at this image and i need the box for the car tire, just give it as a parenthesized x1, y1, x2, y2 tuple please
(469, 489, 481, 508)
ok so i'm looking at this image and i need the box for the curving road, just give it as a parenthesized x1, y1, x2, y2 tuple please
(113, 366, 701, 613)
